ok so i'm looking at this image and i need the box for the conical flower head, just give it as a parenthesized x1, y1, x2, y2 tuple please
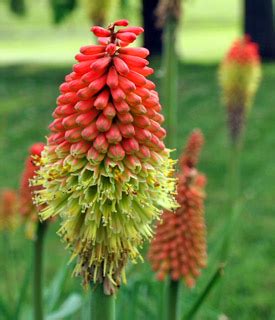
(19, 143, 45, 239)
(33, 20, 177, 292)
(148, 130, 207, 288)
(219, 36, 261, 142)
(0, 189, 18, 232)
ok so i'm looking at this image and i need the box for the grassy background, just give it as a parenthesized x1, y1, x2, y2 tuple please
(1, 0, 275, 319)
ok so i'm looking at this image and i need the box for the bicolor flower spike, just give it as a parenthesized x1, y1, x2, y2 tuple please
(148, 130, 207, 288)
(0, 189, 18, 232)
(19, 143, 45, 239)
(33, 20, 177, 293)
(219, 36, 261, 142)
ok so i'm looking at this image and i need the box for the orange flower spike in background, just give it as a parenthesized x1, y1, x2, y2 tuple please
(148, 129, 207, 288)
(19, 142, 45, 239)
(0, 189, 18, 232)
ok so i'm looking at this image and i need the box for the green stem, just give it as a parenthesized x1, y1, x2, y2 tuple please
(220, 139, 242, 262)
(166, 279, 179, 320)
(34, 222, 47, 320)
(162, 16, 178, 150)
(90, 283, 115, 320)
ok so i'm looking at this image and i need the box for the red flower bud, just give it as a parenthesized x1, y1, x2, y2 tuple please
(81, 122, 98, 141)
(107, 144, 125, 161)
(62, 114, 78, 129)
(110, 87, 126, 102)
(91, 26, 111, 37)
(91, 56, 111, 73)
(65, 128, 82, 143)
(113, 19, 129, 27)
(117, 112, 133, 124)
(135, 127, 152, 142)
(107, 66, 119, 88)
(80, 45, 105, 55)
(116, 32, 137, 43)
(94, 89, 110, 110)
(75, 99, 95, 112)
(113, 100, 130, 113)
(118, 27, 144, 35)
(118, 123, 135, 138)
(113, 57, 129, 75)
(126, 70, 146, 86)
(118, 47, 149, 58)
(76, 109, 99, 127)
(124, 155, 141, 172)
(103, 103, 116, 119)
(118, 76, 136, 92)
(126, 92, 142, 106)
(121, 137, 139, 154)
(118, 54, 148, 68)
(56, 141, 71, 157)
(87, 146, 105, 164)
(93, 133, 108, 153)
(70, 141, 91, 158)
(105, 124, 122, 144)
(133, 115, 150, 128)
(96, 114, 112, 132)
(53, 104, 75, 117)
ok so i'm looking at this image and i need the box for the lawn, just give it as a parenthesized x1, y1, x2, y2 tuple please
(1, 61, 275, 319)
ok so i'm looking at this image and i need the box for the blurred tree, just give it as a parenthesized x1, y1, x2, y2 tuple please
(85, 0, 112, 25)
(9, 0, 26, 16)
(50, 0, 77, 24)
(142, 0, 163, 55)
(244, 0, 275, 59)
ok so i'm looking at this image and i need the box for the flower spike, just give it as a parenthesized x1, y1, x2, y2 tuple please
(33, 20, 177, 293)
(19, 143, 45, 239)
(148, 130, 207, 288)
(219, 36, 261, 142)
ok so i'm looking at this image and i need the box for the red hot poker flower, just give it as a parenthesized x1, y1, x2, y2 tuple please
(219, 36, 261, 142)
(148, 130, 207, 288)
(33, 20, 177, 291)
(19, 143, 45, 239)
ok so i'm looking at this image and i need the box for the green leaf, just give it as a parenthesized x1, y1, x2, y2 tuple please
(0, 298, 11, 320)
(46, 293, 82, 320)
(13, 265, 32, 320)
(182, 264, 225, 320)
(44, 261, 69, 313)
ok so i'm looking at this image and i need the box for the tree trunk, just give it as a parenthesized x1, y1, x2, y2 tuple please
(142, 0, 163, 55)
(244, 0, 275, 59)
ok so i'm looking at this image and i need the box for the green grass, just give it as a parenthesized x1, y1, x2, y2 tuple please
(1, 61, 275, 319)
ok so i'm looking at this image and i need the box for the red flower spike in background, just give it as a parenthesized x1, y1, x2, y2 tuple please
(19, 143, 45, 239)
(0, 189, 18, 232)
(148, 130, 207, 288)
(219, 36, 261, 142)
(33, 20, 177, 292)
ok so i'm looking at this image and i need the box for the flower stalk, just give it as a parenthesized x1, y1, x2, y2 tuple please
(166, 279, 179, 320)
(90, 283, 115, 320)
(34, 221, 47, 320)
(156, 0, 181, 149)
